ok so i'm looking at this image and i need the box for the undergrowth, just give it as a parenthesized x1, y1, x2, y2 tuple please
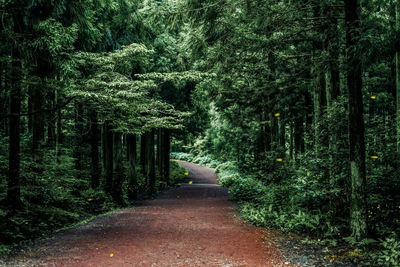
(171, 151, 400, 266)
(0, 150, 186, 255)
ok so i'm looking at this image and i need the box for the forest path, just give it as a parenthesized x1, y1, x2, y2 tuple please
(5, 161, 283, 266)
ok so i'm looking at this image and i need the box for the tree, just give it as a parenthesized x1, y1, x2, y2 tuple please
(345, 0, 367, 241)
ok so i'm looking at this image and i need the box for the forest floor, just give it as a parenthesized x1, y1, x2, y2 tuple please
(1, 161, 353, 267)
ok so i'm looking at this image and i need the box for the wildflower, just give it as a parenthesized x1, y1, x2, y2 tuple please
(159, 181, 164, 184)
(370, 155, 378, 159)
(87, 198, 93, 202)
(184, 172, 189, 176)
(25, 222, 29, 225)
(274, 113, 281, 117)
(276, 158, 283, 162)
(57, 186, 63, 189)
(370, 96, 376, 100)
(189, 181, 193, 184)
(110, 253, 114, 257)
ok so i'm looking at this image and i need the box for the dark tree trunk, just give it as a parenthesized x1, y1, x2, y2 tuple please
(89, 108, 100, 188)
(104, 121, 113, 194)
(127, 134, 138, 200)
(157, 129, 163, 178)
(31, 83, 44, 161)
(140, 133, 147, 175)
(162, 129, 170, 183)
(294, 116, 305, 158)
(270, 113, 279, 149)
(146, 130, 156, 195)
(311, 1, 327, 154)
(345, 0, 367, 241)
(112, 132, 124, 204)
(396, 0, 400, 153)
(257, 112, 266, 161)
(74, 103, 84, 174)
(279, 116, 285, 148)
(46, 88, 56, 146)
(7, 12, 24, 209)
(27, 86, 32, 133)
(55, 90, 62, 162)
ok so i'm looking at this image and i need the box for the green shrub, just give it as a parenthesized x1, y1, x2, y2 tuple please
(169, 160, 187, 185)
(373, 237, 400, 267)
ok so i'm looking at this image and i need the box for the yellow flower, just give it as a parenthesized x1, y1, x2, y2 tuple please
(370, 155, 378, 159)
(274, 113, 281, 117)
(57, 186, 63, 189)
(87, 198, 93, 202)
(159, 181, 164, 184)
(276, 158, 283, 162)
(184, 172, 189, 176)
(370, 96, 376, 100)
(189, 181, 193, 184)
(110, 253, 114, 257)
(25, 222, 29, 225)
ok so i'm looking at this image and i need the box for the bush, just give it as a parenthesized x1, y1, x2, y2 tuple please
(169, 160, 187, 185)
(373, 237, 400, 267)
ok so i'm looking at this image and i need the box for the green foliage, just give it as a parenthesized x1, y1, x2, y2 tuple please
(374, 237, 400, 267)
(169, 160, 187, 186)
(0, 150, 117, 251)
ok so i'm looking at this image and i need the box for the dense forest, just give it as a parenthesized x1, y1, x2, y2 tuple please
(1, 0, 400, 265)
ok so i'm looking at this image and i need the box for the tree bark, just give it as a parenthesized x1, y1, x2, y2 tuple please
(162, 129, 170, 183)
(127, 134, 138, 200)
(46, 88, 56, 146)
(345, 0, 367, 241)
(312, 1, 327, 154)
(294, 116, 305, 158)
(90, 108, 100, 188)
(396, 0, 400, 153)
(7, 11, 24, 208)
(55, 89, 62, 162)
(140, 133, 147, 175)
(157, 128, 163, 178)
(104, 121, 113, 194)
(112, 132, 124, 204)
(74, 103, 84, 174)
(146, 130, 156, 195)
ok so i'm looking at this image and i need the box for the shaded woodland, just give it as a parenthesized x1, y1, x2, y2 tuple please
(1, 0, 400, 265)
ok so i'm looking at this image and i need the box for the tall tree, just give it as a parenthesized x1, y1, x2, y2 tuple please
(6, 10, 24, 208)
(345, 0, 367, 241)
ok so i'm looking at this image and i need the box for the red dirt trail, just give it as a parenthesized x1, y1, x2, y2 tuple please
(5, 161, 283, 266)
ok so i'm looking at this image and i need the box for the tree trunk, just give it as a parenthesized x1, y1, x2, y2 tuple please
(90, 108, 100, 188)
(162, 129, 170, 183)
(74, 103, 84, 174)
(46, 88, 56, 146)
(157, 129, 163, 178)
(279, 116, 285, 148)
(294, 116, 305, 158)
(146, 130, 156, 195)
(31, 82, 44, 162)
(127, 134, 138, 200)
(140, 133, 147, 175)
(104, 121, 113, 194)
(55, 89, 62, 162)
(112, 132, 124, 204)
(345, 0, 367, 241)
(396, 0, 400, 153)
(7, 12, 24, 209)
(312, 1, 327, 154)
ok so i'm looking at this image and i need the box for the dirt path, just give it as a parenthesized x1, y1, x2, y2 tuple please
(5, 161, 283, 266)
